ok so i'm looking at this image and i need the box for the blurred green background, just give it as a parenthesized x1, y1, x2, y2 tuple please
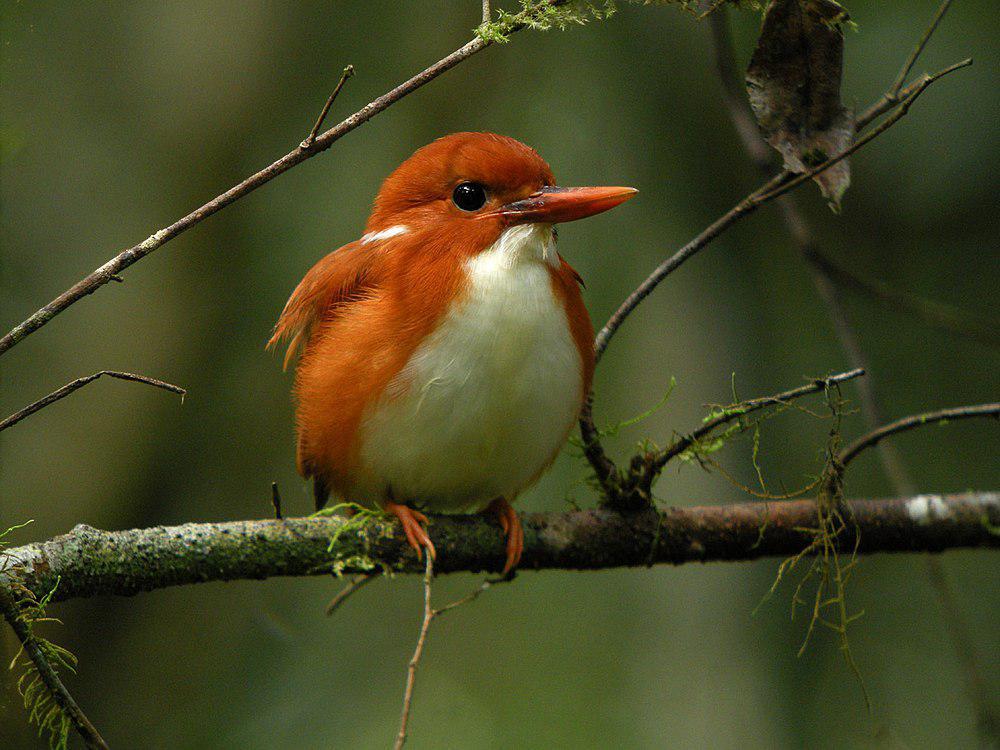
(2, 2, 997, 748)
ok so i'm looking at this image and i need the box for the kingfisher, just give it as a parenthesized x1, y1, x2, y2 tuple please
(269, 132, 636, 574)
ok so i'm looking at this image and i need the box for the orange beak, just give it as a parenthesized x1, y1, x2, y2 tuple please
(491, 186, 638, 225)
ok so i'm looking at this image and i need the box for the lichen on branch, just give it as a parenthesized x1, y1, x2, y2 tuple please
(3, 492, 997, 605)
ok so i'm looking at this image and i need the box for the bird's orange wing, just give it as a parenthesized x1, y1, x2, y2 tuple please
(267, 240, 383, 369)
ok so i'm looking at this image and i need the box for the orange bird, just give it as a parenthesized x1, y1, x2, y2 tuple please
(269, 132, 636, 574)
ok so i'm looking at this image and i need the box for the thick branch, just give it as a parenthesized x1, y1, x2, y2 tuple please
(4, 492, 996, 604)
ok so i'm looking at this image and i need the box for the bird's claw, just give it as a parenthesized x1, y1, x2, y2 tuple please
(384, 500, 436, 562)
(483, 498, 523, 575)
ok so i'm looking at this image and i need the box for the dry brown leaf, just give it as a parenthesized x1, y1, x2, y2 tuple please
(746, 0, 855, 210)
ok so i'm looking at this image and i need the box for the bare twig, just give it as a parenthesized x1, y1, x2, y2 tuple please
(434, 578, 493, 616)
(0, 586, 108, 750)
(890, 0, 954, 97)
(591, 57, 968, 368)
(0, 370, 185, 432)
(483, 0, 492, 25)
(801, 249, 1000, 348)
(393, 555, 501, 748)
(837, 403, 1000, 470)
(324, 574, 375, 616)
(0, 3, 570, 357)
(300, 65, 355, 149)
(394, 556, 435, 750)
(270, 482, 283, 520)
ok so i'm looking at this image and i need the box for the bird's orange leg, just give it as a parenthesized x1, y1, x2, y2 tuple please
(383, 499, 436, 562)
(482, 498, 523, 575)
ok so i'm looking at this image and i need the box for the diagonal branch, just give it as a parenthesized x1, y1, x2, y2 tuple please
(3, 492, 997, 604)
(0, 586, 108, 749)
(837, 403, 1000, 470)
(0, 3, 571, 357)
(641, 368, 865, 487)
(580, 12, 973, 498)
(707, 5, 998, 741)
(889, 0, 954, 98)
(588, 57, 970, 367)
(301, 64, 355, 149)
(0, 370, 185, 432)
(802, 249, 1000, 348)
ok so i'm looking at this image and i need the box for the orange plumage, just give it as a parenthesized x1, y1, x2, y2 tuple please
(269, 133, 635, 572)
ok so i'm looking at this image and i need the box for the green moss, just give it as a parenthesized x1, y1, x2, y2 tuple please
(756, 382, 873, 719)
(3, 522, 77, 750)
(475, 1, 753, 45)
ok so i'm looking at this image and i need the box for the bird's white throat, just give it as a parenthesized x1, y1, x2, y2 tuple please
(356, 223, 582, 512)
(479, 222, 558, 269)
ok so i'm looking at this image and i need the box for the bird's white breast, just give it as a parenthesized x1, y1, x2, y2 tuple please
(356, 224, 583, 512)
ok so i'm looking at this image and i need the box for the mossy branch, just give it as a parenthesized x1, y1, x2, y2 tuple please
(0, 586, 107, 749)
(3, 492, 997, 604)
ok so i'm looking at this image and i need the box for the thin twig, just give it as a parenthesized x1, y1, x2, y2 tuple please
(0, 370, 185, 432)
(393, 555, 497, 748)
(754, 59, 972, 204)
(0, 586, 108, 750)
(646, 368, 865, 481)
(0, 4, 566, 357)
(324, 574, 375, 616)
(434, 578, 493, 616)
(483, 0, 491, 25)
(591, 57, 968, 368)
(300, 65, 354, 149)
(890, 0, 954, 97)
(837, 403, 1000, 470)
(270, 482, 283, 520)
(802, 249, 1000, 348)
(394, 555, 435, 750)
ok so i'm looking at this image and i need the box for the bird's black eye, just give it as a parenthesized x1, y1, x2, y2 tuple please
(452, 182, 487, 212)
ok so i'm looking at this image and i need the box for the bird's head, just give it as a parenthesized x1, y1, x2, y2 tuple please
(364, 132, 636, 260)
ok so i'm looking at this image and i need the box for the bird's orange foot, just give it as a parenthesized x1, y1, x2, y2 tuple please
(383, 500, 436, 562)
(483, 498, 523, 575)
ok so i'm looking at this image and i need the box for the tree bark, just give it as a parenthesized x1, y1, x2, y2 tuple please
(5, 492, 996, 604)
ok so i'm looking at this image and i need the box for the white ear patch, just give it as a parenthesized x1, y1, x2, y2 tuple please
(361, 224, 409, 245)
